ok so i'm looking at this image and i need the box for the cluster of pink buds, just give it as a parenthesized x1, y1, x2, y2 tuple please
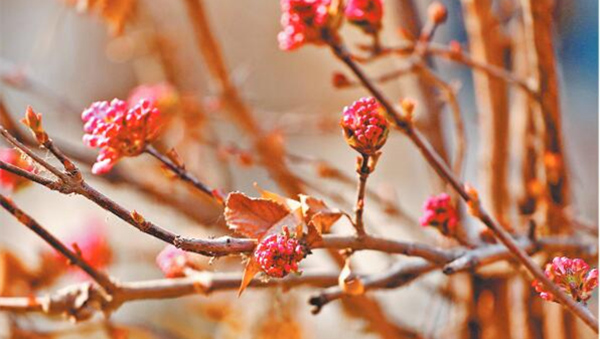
(344, 0, 383, 34)
(156, 245, 192, 278)
(82, 99, 162, 174)
(127, 82, 179, 115)
(533, 257, 598, 304)
(278, 0, 333, 51)
(419, 193, 459, 235)
(255, 227, 308, 278)
(340, 97, 389, 155)
(0, 148, 34, 192)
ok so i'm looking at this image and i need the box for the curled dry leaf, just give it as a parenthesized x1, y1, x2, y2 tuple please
(224, 192, 291, 239)
(338, 259, 365, 296)
(253, 183, 302, 211)
(299, 194, 342, 234)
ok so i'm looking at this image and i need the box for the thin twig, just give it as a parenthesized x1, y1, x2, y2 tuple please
(0, 194, 117, 294)
(145, 145, 215, 199)
(418, 66, 466, 177)
(353, 154, 370, 236)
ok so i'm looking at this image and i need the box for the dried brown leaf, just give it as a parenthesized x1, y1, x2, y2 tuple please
(238, 257, 261, 296)
(299, 194, 342, 233)
(338, 259, 365, 296)
(254, 183, 301, 211)
(224, 192, 290, 239)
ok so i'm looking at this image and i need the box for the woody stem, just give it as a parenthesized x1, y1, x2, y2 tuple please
(353, 153, 371, 237)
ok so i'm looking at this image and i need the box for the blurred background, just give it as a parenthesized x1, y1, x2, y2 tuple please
(0, 0, 597, 338)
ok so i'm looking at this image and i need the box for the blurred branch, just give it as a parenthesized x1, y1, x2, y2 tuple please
(0, 193, 117, 294)
(182, 0, 304, 197)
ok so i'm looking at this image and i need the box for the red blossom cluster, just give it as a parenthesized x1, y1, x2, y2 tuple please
(419, 193, 459, 235)
(82, 99, 162, 174)
(340, 97, 389, 155)
(533, 257, 598, 304)
(0, 148, 33, 192)
(255, 227, 308, 278)
(344, 0, 383, 33)
(155, 245, 192, 278)
(278, 0, 332, 51)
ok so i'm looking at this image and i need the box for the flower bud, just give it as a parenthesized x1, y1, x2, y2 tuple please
(278, 0, 334, 51)
(400, 98, 416, 122)
(427, 1, 448, 25)
(533, 257, 598, 304)
(156, 245, 191, 278)
(255, 226, 308, 278)
(341, 97, 389, 155)
(82, 99, 162, 174)
(332, 72, 351, 88)
(420, 193, 459, 236)
(344, 0, 384, 34)
(0, 148, 34, 192)
(22, 106, 48, 144)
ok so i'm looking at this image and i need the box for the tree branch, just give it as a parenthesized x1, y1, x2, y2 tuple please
(0, 194, 117, 294)
(324, 35, 599, 332)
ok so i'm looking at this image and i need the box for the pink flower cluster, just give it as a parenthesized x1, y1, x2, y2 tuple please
(340, 97, 389, 155)
(278, 0, 332, 51)
(419, 193, 459, 234)
(533, 257, 598, 304)
(156, 245, 192, 278)
(344, 0, 383, 33)
(0, 148, 33, 192)
(82, 99, 161, 174)
(127, 82, 178, 115)
(255, 227, 307, 278)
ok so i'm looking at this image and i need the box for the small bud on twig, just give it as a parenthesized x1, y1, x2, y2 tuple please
(428, 1, 448, 25)
(332, 72, 351, 88)
(400, 98, 416, 123)
(22, 106, 49, 144)
(464, 183, 480, 217)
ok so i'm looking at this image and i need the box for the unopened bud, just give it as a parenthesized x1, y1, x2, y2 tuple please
(332, 72, 351, 88)
(428, 1, 448, 25)
(22, 106, 48, 144)
(400, 98, 416, 122)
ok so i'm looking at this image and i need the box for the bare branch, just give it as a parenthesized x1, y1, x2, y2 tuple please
(0, 194, 117, 294)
